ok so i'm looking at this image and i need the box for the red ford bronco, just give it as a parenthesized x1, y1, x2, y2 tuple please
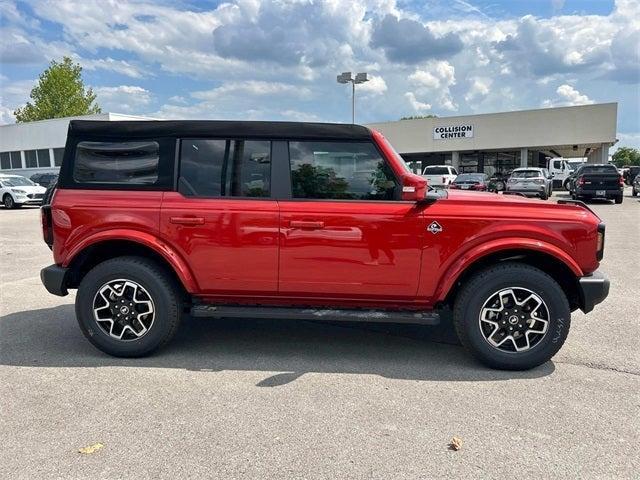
(41, 120, 609, 370)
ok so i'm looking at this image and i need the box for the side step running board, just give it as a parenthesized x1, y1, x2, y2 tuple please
(190, 305, 440, 325)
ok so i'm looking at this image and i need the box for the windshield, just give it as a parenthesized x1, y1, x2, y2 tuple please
(455, 174, 485, 182)
(580, 165, 618, 174)
(511, 170, 543, 179)
(423, 166, 449, 175)
(0, 176, 34, 187)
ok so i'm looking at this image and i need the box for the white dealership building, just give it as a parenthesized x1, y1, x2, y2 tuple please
(0, 103, 618, 179)
(368, 102, 618, 176)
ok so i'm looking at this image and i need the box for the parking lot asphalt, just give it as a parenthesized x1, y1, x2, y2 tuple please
(1, 190, 639, 479)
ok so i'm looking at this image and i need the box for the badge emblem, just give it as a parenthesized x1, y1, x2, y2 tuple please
(427, 221, 443, 234)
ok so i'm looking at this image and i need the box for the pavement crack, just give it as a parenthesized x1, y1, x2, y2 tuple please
(555, 359, 640, 377)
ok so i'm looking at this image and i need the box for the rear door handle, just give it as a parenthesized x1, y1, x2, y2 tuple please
(289, 220, 325, 229)
(170, 216, 205, 226)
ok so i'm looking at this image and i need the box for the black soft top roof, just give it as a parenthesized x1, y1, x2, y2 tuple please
(68, 120, 372, 141)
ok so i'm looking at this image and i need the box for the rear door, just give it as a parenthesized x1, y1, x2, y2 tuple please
(160, 138, 279, 295)
(278, 140, 425, 300)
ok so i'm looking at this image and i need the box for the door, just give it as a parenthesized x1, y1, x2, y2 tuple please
(160, 138, 279, 295)
(278, 140, 425, 300)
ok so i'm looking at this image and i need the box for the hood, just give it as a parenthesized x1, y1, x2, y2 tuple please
(444, 189, 600, 222)
(9, 184, 47, 194)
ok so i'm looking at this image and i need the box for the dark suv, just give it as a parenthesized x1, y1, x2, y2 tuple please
(40, 120, 609, 370)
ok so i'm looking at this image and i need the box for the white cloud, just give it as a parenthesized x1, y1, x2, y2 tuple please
(358, 75, 387, 95)
(95, 85, 152, 112)
(404, 92, 432, 112)
(465, 77, 492, 102)
(408, 61, 457, 110)
(542, 84, 594, 107)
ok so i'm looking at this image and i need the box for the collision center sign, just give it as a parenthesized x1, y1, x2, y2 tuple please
(433, 124, 474, 140)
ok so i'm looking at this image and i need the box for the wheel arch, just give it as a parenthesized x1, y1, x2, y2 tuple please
(64, 236, 198, 294)
(437, 244, 583, 312)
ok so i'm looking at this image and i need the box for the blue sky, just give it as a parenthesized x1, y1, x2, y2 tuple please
(1, 0, 638, 150)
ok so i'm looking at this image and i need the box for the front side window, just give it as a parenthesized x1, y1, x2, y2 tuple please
(73, 141, 159, 184)
(289, 141, 397, 200)
(179, 139, 271, 197)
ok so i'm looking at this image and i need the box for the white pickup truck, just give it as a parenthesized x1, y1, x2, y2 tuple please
(422, 165, 458, 187)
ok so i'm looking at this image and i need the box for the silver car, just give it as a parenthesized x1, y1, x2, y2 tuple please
(506, 168, 554, 200)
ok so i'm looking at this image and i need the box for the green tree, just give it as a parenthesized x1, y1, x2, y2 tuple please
(14, 57, 101, 122)
(400, 114, 438, 120)
(611, 147, 640, 167)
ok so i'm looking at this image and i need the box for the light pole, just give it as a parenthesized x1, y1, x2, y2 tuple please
(337, 72, 369, 124)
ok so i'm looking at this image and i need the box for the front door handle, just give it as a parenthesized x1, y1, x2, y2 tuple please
(289, 220, 325, 229)
(170, 216, 205, 226)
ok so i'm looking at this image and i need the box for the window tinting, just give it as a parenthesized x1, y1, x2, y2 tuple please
(73, 141, 159, 184)
(423, 166, 449, 175)
(25, 150, 38, 168)
(10, 151, 21, 169)
(53, 148, 64, 166)
(289, 141, 397, 200)
(179, 139, 271, 197)
(37, 149, 51, 167)
(581, 165, 618, 174)
(0, 152, 10, 170)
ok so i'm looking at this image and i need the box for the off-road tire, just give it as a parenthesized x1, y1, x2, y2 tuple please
(76, 256, 183, 357)
(453, 262, 571, 370)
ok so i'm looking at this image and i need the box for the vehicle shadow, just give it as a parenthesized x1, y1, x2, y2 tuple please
(0, 305, 555, 385)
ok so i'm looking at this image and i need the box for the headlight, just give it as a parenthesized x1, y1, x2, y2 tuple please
(12, 189, 26, 194)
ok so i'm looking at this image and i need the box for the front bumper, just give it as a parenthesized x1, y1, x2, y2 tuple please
(578, 270, 609, 313)
(40, 264, 69, 296)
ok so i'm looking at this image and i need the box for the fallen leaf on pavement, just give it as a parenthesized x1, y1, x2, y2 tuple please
(449, 437, 463, 451)
(78, 443, 104, 454)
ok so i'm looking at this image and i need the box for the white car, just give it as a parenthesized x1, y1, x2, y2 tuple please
(0, 174, 47, 209)
(422, 165, 458, 187)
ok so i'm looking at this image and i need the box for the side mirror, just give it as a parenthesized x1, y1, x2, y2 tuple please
(401, 173, 428, 202)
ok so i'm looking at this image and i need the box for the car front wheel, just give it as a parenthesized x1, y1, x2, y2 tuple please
(76, 256, 183, 357)
(3, 194, 17, 209)
(453, 262, 571, 370)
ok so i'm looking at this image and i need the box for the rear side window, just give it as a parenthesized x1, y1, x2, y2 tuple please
(289, 141, 397, 200)
(179, 139, 271, 197)
(73, 141, 159, 185)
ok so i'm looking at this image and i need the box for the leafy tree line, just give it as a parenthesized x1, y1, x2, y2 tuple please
(611, 147, 640, 167)
(14, 57, 101, 123)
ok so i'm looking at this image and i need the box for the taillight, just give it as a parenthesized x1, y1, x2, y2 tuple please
(578, 176, 585, 186)
(473, 184, 486, 190)
(619, 176, 624, 187)
(442, 176, 446, 184)
(596, 223, 605, 260)
(450, 183, 459, 189)
(534, 178, 544, 184)
(41, 205, 53, 249)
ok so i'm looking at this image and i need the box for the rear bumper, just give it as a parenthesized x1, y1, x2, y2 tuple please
(40, 264, 69, 296)
(506, 186, 545, 196)
(578, 270, 609, 313)
(576, 188, 622, 198)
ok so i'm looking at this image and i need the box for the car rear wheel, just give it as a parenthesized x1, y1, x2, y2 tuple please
(615, 195, 623, 204)
(453, 262, 571, 370)
(76, 256, 183, 357)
